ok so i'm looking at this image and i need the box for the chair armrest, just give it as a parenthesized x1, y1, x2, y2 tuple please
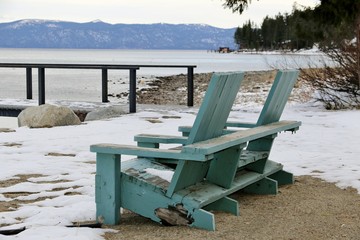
(178, 126, 240, 137)
(226, 121, 257, 128)
(178, 126, 192, 136)
(90, 143, 210, 161)
(134, 134, 188, 144)
(179, 121, 257, 137)
(183, 120, 301, 155)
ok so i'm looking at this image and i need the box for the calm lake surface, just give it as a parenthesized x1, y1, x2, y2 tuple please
(0, 48, 326, 72)
(0, 48, 327, 128)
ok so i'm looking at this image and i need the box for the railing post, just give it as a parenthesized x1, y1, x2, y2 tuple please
(102, 68, 108, 102)
(187, 67, 194, 107)
(26, 67, 32, 99)
(38, 67, 45, 105)
(129, 68, 137, 113)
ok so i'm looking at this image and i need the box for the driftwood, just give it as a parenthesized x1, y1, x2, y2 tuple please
(46, 152, 76, 157)
(0, 227, 26, 235)
(66, 222, 102, 228)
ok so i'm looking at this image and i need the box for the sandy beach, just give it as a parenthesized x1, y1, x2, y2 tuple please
(104, 176, 360, 240)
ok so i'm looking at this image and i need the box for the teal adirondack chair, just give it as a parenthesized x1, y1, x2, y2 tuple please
(90, 71, 301, 231)
(175, 70, 299, 182)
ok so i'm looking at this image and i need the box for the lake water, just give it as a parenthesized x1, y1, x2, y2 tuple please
(0, 48, 327, 128)
(0, 48, 326, 72)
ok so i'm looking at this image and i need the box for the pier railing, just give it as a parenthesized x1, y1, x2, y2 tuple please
(0, 63, 196, 113)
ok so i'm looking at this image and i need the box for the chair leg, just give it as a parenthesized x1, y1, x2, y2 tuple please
(207, 145, 244, 188)
(243, 177, 278, 195)
(269, 170, 294, 185)
(246, 134, 277, 173)
(204, 196, 239, 216)
(190, 209, 216, 231)
(95, 153, 121, 224)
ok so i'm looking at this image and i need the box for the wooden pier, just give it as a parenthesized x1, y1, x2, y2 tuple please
(0, 63, 196, 116)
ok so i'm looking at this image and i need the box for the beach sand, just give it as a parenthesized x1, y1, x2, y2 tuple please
(104, 176, 360, 240)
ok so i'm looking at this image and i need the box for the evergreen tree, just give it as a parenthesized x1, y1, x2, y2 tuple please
(234, 27, 242, 49)
(234, 20, 261, 50)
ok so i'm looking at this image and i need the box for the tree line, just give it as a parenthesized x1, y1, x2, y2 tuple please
(228, 0, 360, 109)
(233, 2, 358, 51)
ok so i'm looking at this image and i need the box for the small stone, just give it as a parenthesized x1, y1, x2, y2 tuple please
(0, 128, 16, 133)
(85, 106, 127, 121)
(2, 142, 22, 147)
(147, 119, 163, 124)
(46, 152, 76, 157)
(162, 116, 181, 119)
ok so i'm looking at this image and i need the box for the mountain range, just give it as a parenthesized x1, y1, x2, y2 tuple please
(0, 19, 237, 50)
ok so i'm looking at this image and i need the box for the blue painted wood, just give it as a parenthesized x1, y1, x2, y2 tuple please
(225, 122, 257, 128)
(182, 121, 301, 155)
(137, 141, 160, 148)
(238, 150, 269, 168)
(90, 70, 302, 231)
(206, 144, 245, 189)
(179, 70, 299, 137)
(166, 160, 210, 197)
(187, 72, 244, 144)
(268, 170, 294, 185)
(190, 209, 215, 231)
(90, 144, 211, 161)
(164, 72, 245, 196)
(134, 72, 244, 148)
(120, 171, 176, 224)
(245, 70, 299, 173)
(243, 177, 278, 194)
(257, 70, 299, 125)
(204, 197, 239, 216)
(95, 153, 121, 224)
(135, 134, 188, 145)
(90, 123, 300, 164)
(173, 160, 283, 209)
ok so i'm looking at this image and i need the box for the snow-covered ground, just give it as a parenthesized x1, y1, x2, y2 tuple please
(0, 96, 359, 239)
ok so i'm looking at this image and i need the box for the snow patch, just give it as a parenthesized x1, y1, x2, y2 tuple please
(145, 168, 174, 182)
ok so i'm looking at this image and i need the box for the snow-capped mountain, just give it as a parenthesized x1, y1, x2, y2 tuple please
(0, 19, 236, 49)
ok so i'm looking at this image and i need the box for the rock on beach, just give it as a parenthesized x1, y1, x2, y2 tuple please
(18, 104, 81, 128)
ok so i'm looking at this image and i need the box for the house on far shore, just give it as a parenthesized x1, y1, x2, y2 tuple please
(218, 47, 231, 53)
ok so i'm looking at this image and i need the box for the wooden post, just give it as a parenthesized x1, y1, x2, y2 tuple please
(95, 153, 121, 224)
(102, 68, 108, 103)
(38, 67, 45, 105)
(26, 67, 32, 99)
(357, 15, 360, 88)
(187, 67, 194, 107)
(129, 68, 137, 113)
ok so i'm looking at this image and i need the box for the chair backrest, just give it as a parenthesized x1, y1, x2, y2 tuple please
(246, 69, 299, 157)
(256, 70, 299, 125)
(186, 72, 245, 145)
(167, 72, 244, 197)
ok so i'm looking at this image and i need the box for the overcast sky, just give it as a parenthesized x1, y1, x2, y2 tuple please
(1, 0, 319, 28)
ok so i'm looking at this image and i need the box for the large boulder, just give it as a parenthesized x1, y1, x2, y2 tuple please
(18, 104, 81, 128)
(85, 105, 127, 121)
